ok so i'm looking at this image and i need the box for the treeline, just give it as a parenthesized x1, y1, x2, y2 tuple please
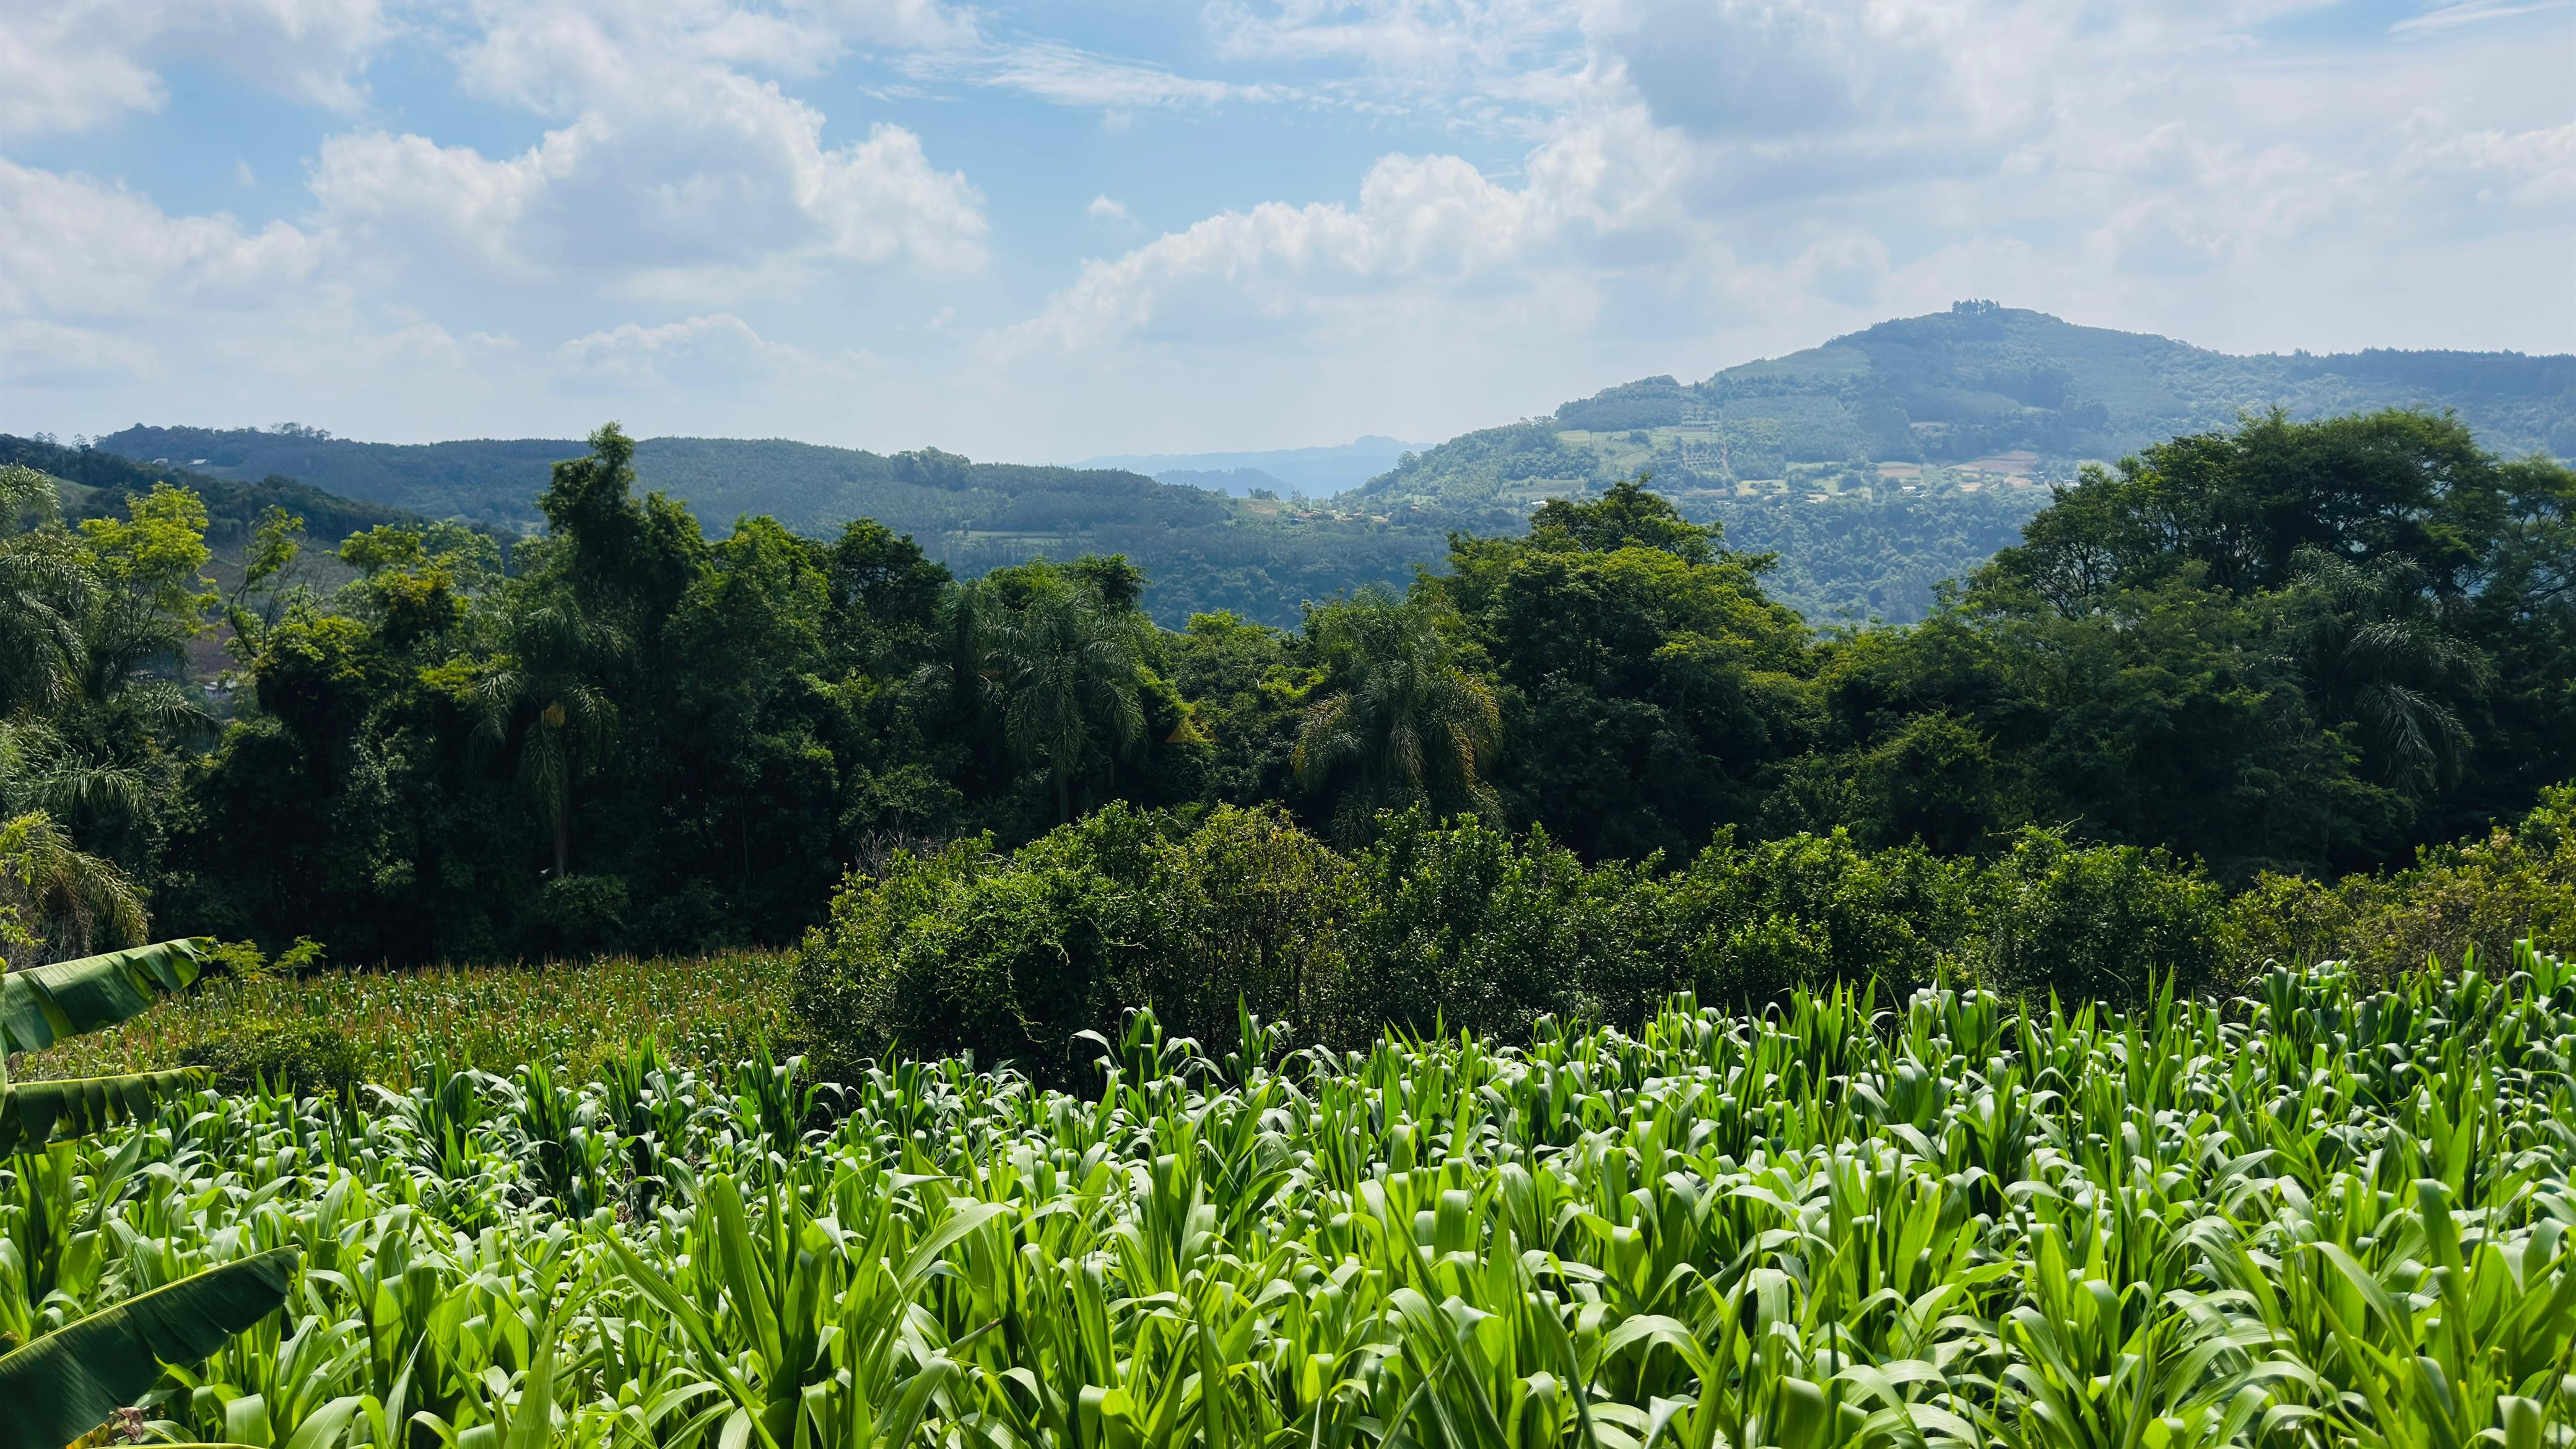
(0, 407, 2569, 977)
(791, 785, 2576, 1083)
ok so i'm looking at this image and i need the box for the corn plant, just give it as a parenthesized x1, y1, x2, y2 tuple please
(13, 942, 2576, 1447)
(1, 939, 300, 1448)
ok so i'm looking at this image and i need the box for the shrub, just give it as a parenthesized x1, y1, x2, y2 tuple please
(182, 1016, 363, 1097)
(1979, 829, 2233, 1005)
(792, 804, 1354, 1083)
(1668, 829, 1981, 1003)
(2228, 783, 2576, 984)
(528, 874, 629, 957)
(790, 793, 2570, 1073)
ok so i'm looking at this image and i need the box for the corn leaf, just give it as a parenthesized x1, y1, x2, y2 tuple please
(0, 1247, 297, 1449)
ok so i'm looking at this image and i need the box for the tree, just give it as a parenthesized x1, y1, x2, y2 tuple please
(1294, 585, 1500, 840)
(973, 568, 1152, 823)
(0, 464, 85, 717)
(2276, 549, 2486, 797)
(474, 600, 622, 880)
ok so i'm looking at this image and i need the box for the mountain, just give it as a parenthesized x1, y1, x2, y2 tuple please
(86, 307, 2574, 629)
(1, 433, 419, 580)
(1078, 437, 1422, 497)
(89, 426, 1442, 627)
(1349, 303, 2576, 620)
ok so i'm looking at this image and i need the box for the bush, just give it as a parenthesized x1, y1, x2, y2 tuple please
(528, 874, 629, 957)
(183, 1016, 363, 1097)
(1667, 829, 1981, 1003)
(1979, 829, 2233, 1006)
(2229, 784, 2576, 984)
(791, 804, 1355, 1084)
(790, 794, 2568, 1074)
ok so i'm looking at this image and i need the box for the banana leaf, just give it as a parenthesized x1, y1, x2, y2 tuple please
(0, 1067, 208, 1154)
(0, 938, 211, 1056)
(0, 1247, 297, 1449)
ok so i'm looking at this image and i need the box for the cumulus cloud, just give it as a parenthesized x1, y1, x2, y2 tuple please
(995, 103, 1697, 355)
(550, 312, 813, 389)
(311, 111, 985, 290)
(295, 0, 988, 301)
(0, 160, 323, 318)
(0, 0, 386, 137)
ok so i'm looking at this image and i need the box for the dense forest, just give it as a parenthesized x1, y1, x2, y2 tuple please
(0, 404, 2569, 978)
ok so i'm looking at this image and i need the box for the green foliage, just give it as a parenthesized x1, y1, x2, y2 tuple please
(180, 1016, 362, 1097)
(1980, 828, 2235, 1003)
(0, 407, 2565, 968)
(0, 1247, 297, 1449)
(793, 804, 2245, 1074)
(12, 951, 791, 1087)
(2232, 782, 2576, 983)
(0, 1067, 207, 1154)
(793, 804, 1354, 1083)
(1295, 586, 1500, 840)
(0, 938, 208, 1056)
(12, 953, 2576, 1446)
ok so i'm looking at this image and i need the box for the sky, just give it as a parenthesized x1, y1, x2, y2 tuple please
(4, 0, 2572, 462)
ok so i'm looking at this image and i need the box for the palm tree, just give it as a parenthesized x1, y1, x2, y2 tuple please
(0, 807, 145, 971)
(0, 464, 87, 717)
(974, 578, 1150, 822)
(1294, 585, 1500, 840)
(2279, 548, 2487, 795)
(474, 601, 622, 878)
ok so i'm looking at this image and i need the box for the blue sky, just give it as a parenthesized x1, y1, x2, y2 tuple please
(4, 0, 2571, 461)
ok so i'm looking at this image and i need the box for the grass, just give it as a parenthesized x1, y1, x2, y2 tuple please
(7, 949, 791, 1087)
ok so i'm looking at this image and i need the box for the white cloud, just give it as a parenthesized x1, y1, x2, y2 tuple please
(1, 319, 163, 387)
(1088, 195, 1134, 222)
(996, 103, 1696, 355)
(0, 0, 386, 138)
(311, 110, 984, 290)
(0, 160, 323, 318)
(2392, 0, 2573, 35)
(965, 42, 1292, 110)
(550, 312, 812, 389)
(1204, 0, 1584, 92)
(307, 0, 988, 298)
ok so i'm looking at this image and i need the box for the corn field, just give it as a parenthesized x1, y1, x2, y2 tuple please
(7, 949, 2576, 1447)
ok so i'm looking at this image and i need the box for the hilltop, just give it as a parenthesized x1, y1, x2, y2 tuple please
(1352, 304, 2575, 618)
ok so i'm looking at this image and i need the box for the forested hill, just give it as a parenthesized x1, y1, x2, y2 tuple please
(92, 307, 2576, 627)
(89, 427, 1443, 627)
(1349, 304, 2575, 620)
(0, 432, 417, 573)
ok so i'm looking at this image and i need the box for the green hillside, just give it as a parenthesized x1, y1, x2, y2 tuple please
(1350, 303, 2576, 620)
(0, 433, 417, 575)
(92, 425, 1443, 627)
(92, 306, 2576, 626)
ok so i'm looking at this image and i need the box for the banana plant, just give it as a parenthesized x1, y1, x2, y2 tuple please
(1, 939, 300, 1444)
(0, 1247, 298, 1449)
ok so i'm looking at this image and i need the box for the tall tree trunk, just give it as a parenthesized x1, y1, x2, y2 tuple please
(552, 799, 570, 879)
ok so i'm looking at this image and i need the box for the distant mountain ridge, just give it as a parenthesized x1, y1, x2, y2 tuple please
(86, 306, 2574, 628)
(1348, 304, 2575, 621)
(88, 425, 1439, 627)
(1078, 437, 1421, 497)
